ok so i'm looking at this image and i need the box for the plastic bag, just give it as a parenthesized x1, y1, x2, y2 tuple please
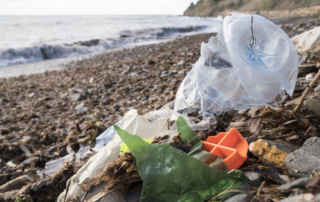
(114, 125, 249, 202)
(174, 13, 299, 130)
(291, 26, 320, 60)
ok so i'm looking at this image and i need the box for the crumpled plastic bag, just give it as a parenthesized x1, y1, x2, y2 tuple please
(291, 26, 320, 59)
(174, 13, 299, 130)
(114, 125, 249, 202)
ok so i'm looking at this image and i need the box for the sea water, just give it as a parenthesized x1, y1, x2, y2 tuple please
(0, 15, 222, 69)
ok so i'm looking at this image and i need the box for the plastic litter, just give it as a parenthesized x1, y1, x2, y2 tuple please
(114, 125, 249, 202)
(177, 116, 229, 170)
(36, 146, 91, 179)
(120, 139, 152, 155)
(93, 120, 120, 152)
(174, 13, 299, 130)
(176, 116, 203, 155)
(58, 108, 191, 201)
(291, 26, 320, 60)
(202, 128, 249, 170)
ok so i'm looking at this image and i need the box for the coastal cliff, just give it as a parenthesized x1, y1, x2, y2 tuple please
(184, 0, 320, 19)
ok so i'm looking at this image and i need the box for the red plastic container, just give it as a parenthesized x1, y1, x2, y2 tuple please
(202, 128, 249, 170)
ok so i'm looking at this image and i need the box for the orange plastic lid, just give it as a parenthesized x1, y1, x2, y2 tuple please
(202, 128, 249, 170)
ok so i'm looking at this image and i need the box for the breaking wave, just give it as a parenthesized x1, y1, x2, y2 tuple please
(0, 26, 207, 67)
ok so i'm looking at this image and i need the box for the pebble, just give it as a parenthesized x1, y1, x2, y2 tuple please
(6, 161, 16, 168)
(279, 194, 320, 202)
(306, 98, 320, 116)
(76, 107, 89, 114)
(285, 137, 320, 177)
(286, 135, 300, 141)
(29, 92, 35, 98)
(306, 73, 315, 80)
(20, 135, 32, 144)
(177, 60, 185, 66)
(277, 177, 313, 190)
(1, 128, 9, 135)
(224, 194, 247, 202)
(71, 93, 81, 101)
(244, 171, 263, 181)
(113, 103, 121, 111)
(169, 70, 178, 75)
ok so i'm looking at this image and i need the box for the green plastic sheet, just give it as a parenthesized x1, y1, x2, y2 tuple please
(114, 125, 249, 202)
(176, 116, 202, 155)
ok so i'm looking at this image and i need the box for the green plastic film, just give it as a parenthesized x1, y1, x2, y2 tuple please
(176, 116, 202, 155)
(120, 139, 153, 155)
(114, 125, 249, 202)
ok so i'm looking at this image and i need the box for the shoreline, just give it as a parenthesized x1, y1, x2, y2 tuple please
(0, 38, 174, 78)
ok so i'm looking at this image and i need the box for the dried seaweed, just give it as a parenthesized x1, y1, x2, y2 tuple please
(0, 161, 75, 202)
(80, 152, 141, 197)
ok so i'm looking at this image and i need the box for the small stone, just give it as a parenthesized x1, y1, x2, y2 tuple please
(188, 52, 194, 56)
(148, 60, 156, 65)
(244, 171, 263, 181)
(285, 137, 320, 177)
(76, 107, 89, 114)
(306, 73, 315, 80)
(6, 161, 16, 168)
(58, 124, 64, 128)
(113, 103, 121, 111)
(279, 193, 316, 202)
(71, 93, 81, 101)
(171, 79, 179, 84)
(169, 70, 178, 75)
(28, 92, 35, 98)
(249, 139, 300, 167)
(177, 60, 185, 66)
(224, 194, 246, 202)
(286, 135, 300, 141)
(277, 177, 312, 190)
(60, 92, 68, 98)
(306, 98, 320, 116)
(68, 88, 83, 93)
(20, 135, 32, 143)
(1, 128, 9, 135)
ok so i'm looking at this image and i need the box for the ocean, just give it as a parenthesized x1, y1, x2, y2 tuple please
(0, 15, 222, 76)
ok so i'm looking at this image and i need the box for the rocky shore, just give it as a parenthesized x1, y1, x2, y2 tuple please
(0, 33, 209, 185)
(1, 17, 320, 201)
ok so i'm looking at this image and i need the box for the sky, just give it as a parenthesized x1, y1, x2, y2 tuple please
(0, 0, 198, 15)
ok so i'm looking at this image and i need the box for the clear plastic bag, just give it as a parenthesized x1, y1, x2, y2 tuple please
(174, 13, 299, 130)
(291, 26, 320, 61)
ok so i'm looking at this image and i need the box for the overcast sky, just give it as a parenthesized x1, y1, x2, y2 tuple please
(0, 0, 197, 15)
